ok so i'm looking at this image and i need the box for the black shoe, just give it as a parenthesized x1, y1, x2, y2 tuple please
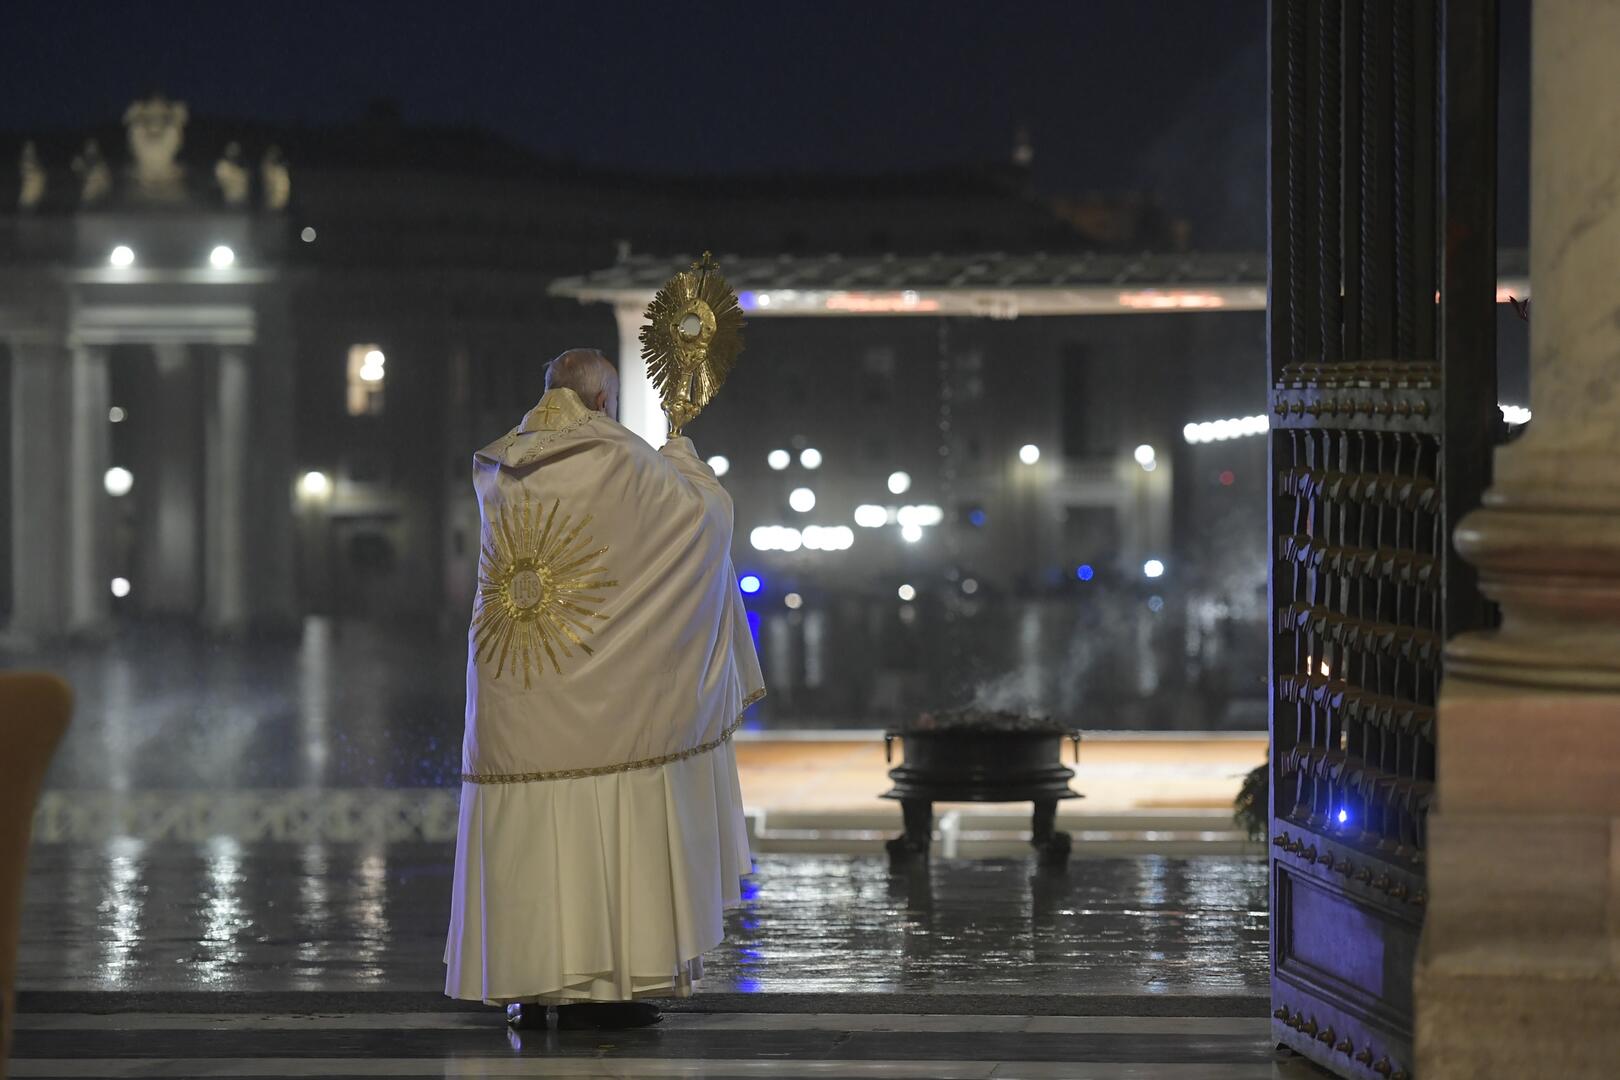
(505, 1003, 550, 1030)
(556, 1001, 663, 1030)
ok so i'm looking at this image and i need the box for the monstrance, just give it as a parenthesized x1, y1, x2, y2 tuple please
(640, 252, 745, 437)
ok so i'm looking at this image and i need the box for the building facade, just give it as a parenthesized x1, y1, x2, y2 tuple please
(1, 97, 1358, 728)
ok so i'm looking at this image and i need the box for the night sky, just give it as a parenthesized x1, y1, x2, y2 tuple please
(0, 1, 1261, 192)
(1, 2, 1533, 249)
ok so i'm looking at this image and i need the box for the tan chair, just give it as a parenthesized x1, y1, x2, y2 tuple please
(0, 673, 72, 1080)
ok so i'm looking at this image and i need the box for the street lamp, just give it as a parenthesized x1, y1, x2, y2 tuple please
(1019, 444, 1041, 465)
(299, 471, 331, 499)
(854, 504, 887, 528)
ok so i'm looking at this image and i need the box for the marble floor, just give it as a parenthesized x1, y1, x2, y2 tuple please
(12, 850, 1301, 1077)
(10, 1010, 1326, 1078)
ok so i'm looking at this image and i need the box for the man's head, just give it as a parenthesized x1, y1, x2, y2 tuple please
(544, 348, 620, 420)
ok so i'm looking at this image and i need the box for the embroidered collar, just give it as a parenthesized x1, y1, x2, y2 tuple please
(476, 388, 598, 466)
(518, 388, 593, 433)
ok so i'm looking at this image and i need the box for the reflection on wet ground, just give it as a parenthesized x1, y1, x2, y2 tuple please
(19, 847, 1267, 998)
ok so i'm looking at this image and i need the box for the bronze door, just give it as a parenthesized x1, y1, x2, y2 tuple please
(1266, 3, 1499, 1077)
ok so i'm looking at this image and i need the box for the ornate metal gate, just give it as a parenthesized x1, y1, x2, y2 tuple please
(1266, 3, 1499, 1077)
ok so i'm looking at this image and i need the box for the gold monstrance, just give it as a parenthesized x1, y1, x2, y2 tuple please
(640, 252, 745, 437)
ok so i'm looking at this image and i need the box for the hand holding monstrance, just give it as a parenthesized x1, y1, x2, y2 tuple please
(640, 252, 746, 438)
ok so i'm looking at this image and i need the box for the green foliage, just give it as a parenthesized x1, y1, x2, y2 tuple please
(1234, 762, 1268, 843)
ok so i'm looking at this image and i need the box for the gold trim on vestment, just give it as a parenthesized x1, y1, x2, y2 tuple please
(490, 388, 597, 460)
(460, 688, 768, 785)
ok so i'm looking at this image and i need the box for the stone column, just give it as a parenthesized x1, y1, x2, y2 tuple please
(204, 346, 250, 632)
(138, 343, 202, 616)
(1415, 2, 1620, 1076)
(6, 343, 70, 639)
(66, 344, 111, 632)
(613, 302, 664, 445)
(249, 299, 299, 630)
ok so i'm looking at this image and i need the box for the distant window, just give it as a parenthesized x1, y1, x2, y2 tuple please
(863, 347, 897, 379)
(346, 532, 397, 572)
(347, 344, 386, 416)
(347, 450, 386, 484)
(862, 347, 897, 402)
(1062, 343, 1116, 457)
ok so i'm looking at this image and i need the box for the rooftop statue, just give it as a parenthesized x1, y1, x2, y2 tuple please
(261, 146, 290, 210)
(18, 140, 45, 210)
(72, 139, 111, 205)
(216, 141, 249, 206)
(123, 94, 189, 202)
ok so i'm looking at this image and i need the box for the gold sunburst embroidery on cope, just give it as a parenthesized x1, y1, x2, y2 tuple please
(474, 498, 617, 688)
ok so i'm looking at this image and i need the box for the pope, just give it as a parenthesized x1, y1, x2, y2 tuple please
(443, 348, 763, 1030)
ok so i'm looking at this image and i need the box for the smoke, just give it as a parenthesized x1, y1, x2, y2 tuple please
(965, 595, 1129, 721)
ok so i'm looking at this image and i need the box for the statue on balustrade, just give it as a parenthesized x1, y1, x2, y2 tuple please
(215, 141, 250, 206)
(123, 94, 188, 203)
(261, 146, 290, 210)
(18, 141, 45, 210)
(72, 139, 111, 205)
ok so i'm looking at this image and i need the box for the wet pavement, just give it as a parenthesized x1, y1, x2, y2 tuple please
(19, 848, 1268, 1000)
(9, 621, 1286, 1077)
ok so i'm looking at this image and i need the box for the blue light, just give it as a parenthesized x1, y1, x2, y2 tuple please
(739, 574, 762, 595)
(1148, 595, 1165, 612)
(1076, 564, 1095, 582)
(969, 509, 987, 527)
(737, 290, 758, 311)
(1337, 808, 1349, 825)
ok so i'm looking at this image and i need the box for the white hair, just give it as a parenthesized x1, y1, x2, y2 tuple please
(544, 348, 619, 405)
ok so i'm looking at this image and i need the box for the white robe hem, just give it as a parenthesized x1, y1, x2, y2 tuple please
(443, 738, 752, 1004)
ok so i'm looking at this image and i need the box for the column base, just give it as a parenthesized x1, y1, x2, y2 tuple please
(1416, 966, 1620, 1078)
(1416, 809, 1620, 1078)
